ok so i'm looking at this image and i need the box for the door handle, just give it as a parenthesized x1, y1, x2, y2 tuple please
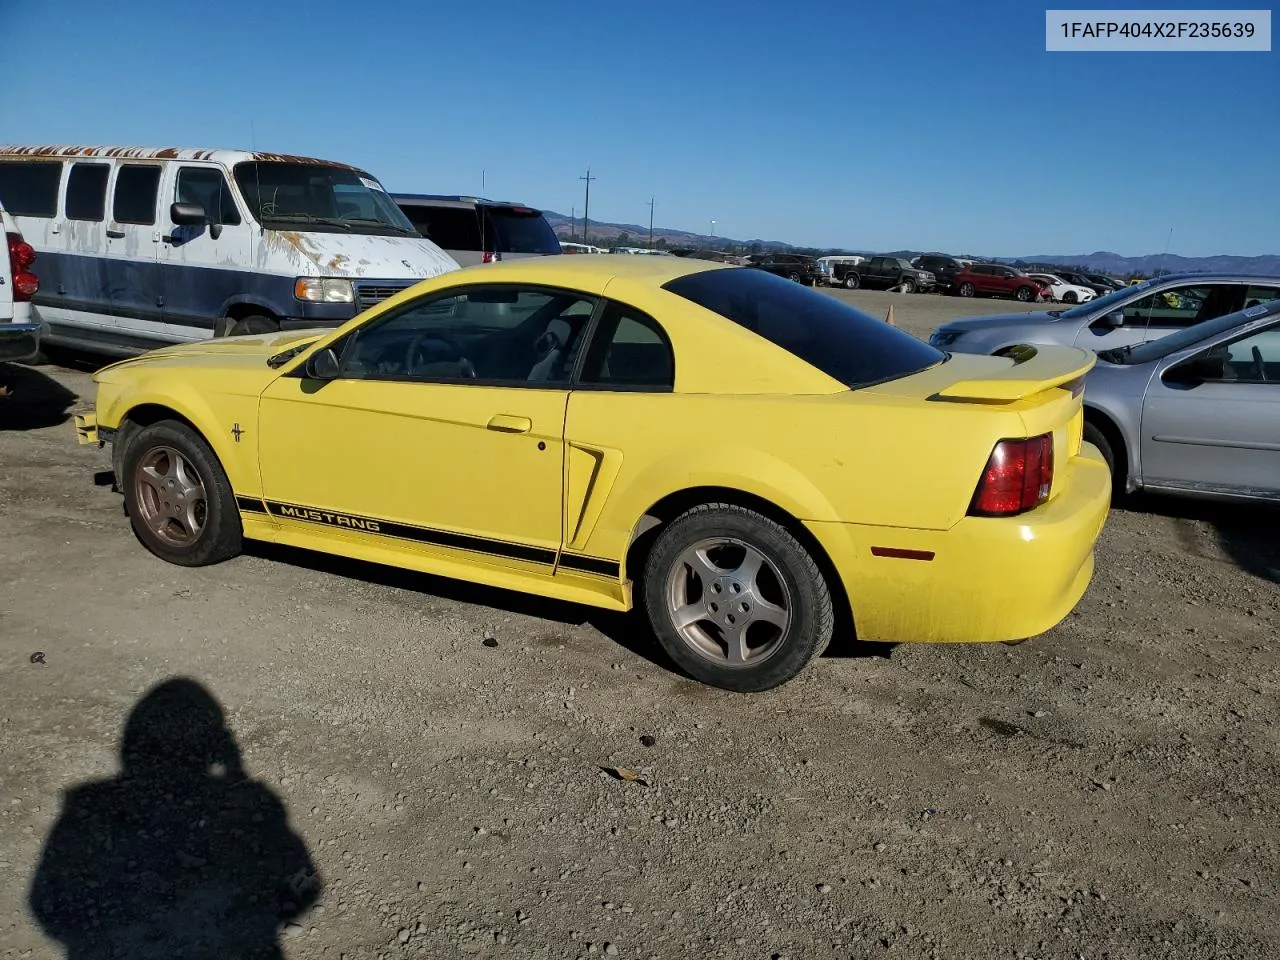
(106, 229, 125, 239)
(486, 414, 532, 434)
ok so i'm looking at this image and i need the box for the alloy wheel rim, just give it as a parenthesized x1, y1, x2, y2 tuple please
(664, 537, 792, 668)
(134, 446, 207, 547)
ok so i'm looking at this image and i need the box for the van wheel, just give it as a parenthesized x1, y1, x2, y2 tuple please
(225, 315, 279, 337)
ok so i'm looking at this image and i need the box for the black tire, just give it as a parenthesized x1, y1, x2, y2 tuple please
(121, 419, 243, 567)
(958, 282, 976, 298)
(1063, 291, 1078, 304)
(786, 272, 802, 283)
(225, 314, 279, 337)
(843, 274, 860, 290)
(1083, 421, 1123, 502)
(899, 279, 915, 294)
(642, 503, 835, 692)
(1015, 285, 1035, 302)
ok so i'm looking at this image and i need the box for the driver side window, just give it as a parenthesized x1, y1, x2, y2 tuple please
(1215, 324, 1280, 383)
(338, 286, 597, 385)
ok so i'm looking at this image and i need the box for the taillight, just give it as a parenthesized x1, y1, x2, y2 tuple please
(969, 434, 1054, 517)
(482, 251, 498, 264)
(6, 232, 38, 302)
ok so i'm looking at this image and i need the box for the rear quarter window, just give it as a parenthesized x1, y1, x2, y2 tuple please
(663, 268, 946, 389)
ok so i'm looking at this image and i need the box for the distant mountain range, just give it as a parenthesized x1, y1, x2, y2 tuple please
(543, 210, 1279, 277)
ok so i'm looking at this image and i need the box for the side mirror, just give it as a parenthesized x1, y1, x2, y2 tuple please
(304, 347, 341, 381)
(1103, 310, 1125, 328)
(170, 202, 222, 240)
(1166, 353, 1223, 386)
(170, 202, 208, 225)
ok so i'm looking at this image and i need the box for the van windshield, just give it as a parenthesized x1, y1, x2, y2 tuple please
(233, 162, 418, 237)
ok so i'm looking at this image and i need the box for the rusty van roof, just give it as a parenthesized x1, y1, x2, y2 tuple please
(0, 145, 367, 171)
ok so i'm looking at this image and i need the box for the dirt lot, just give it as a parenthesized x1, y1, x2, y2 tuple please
(2, 292, 1278, 960)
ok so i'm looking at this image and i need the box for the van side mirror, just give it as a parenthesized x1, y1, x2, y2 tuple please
(170, 202, 207, 225)
(304, 347, 341, 381)
(170, 202, 222, 240)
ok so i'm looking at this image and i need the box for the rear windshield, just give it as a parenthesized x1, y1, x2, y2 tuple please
(663, 268, 946, 388)
(484, 207, 561, 254)
(398, 203, 560, 255)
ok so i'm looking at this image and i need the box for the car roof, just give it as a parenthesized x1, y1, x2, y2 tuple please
(0, 144, 365, 171)
(448, 252, 725, 286)
(391, 193, 535, 210)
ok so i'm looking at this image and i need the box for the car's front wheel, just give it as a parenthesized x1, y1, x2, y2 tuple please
(958, 282, 976, 297)
(1063, 291, 1078, 304)
(122, 420, 243, 567)
(899, 279, 916, 294)
(643, 504, 834, 692)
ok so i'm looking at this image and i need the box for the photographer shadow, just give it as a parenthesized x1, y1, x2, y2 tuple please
(28, 677, 321, 959)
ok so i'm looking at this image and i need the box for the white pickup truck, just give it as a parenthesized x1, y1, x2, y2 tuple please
(1, 200, 42, 363)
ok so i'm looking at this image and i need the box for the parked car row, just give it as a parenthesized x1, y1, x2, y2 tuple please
(932, 272, 1280, 503)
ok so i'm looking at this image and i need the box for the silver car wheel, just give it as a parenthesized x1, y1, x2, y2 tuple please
(664, 537, 792, 668)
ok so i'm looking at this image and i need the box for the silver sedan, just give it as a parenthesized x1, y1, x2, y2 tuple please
(929, 273, 1280, 357)
(1081, 298, 1280, 503)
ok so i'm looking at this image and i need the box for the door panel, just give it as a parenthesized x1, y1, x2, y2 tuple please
(1140, 333, 1280, 495)
(157, 163, 255, 342)
(105, 164, 163, 327)
(257, 378, 569, 558)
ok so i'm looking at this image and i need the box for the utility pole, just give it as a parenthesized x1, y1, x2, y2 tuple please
(579, 168, 596, 244)
(647, 196, 655, 249)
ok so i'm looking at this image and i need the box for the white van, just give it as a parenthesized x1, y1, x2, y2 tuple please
(0, 146, 460, 356)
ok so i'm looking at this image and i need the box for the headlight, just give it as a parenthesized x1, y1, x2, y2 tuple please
(294, 277, 354, 303)
(929, 330, 958, 347)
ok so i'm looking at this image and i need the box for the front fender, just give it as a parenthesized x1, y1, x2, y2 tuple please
(95, 374, 264, 497)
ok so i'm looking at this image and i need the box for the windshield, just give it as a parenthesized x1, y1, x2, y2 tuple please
(1117, 301, 1280, 365)
(233, 162, 417, 236)
(663, 267, 946, 388)
(1058, 279, 1154, 319)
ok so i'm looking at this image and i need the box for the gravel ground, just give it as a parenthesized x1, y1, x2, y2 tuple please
(2, 293, 1278, 960)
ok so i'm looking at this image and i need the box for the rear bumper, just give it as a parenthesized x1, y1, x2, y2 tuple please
(0, 321, 43, 363)
(807, 443, 1110, 644)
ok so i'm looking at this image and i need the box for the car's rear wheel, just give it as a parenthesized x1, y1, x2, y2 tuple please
(1015, 285, 1035, 302)
(843, 274, 860, 290)
(1083, 421, 1126, 502)
(122, 420, 243, 567)
(643, 504, 834, 692)
(958, 282, 976, 297)
(786, 271, 802, 283)
(1063, 291, 1078, 304)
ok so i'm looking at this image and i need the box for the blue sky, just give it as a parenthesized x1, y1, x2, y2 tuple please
(3, 0, 1277, 255)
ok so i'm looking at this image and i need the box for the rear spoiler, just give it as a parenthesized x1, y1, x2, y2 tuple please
(933, 344, 1095, 403)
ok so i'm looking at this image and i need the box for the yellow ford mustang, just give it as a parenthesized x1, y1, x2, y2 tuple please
(76, 256, 1110, 691)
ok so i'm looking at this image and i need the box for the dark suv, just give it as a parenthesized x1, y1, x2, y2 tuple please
(838, 256, 935, 292)
(747, 253, 824, 285)
(392, 194, 561, 266)
(912, 255, 966, 293)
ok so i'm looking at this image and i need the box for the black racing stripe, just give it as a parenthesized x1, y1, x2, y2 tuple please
(260, 499, 557, 566)
(235, 495, 268, 514)
(558, 554, 621, 578)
